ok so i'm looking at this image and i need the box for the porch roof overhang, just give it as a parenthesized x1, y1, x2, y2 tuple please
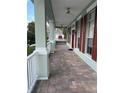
(51, 0, 96, 27)
(31, 0, 96, 27)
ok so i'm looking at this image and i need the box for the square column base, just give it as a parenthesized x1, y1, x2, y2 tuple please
(50, 40, 55, 53)
(35, 47, 49, 80)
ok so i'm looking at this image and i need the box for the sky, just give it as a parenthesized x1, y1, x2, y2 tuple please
(27, 0, 34, 23)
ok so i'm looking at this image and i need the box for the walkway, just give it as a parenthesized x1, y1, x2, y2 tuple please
(32, 44, 97, 93)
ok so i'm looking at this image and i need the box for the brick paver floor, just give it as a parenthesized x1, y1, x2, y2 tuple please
(32, 45, 97, 93)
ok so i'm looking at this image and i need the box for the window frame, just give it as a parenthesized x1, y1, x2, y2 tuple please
(85, 8, 96, 57)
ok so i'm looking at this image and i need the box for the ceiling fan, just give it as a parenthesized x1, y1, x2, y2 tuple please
(65, 7, 71, 14)
(65, 7, 74, 17)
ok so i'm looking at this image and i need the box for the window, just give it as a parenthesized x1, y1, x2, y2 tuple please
(76, 20, 81, 48)
(86, 9, 95, 55)
(78, 37, 80, 49)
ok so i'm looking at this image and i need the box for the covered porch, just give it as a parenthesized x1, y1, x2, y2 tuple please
(32, 44, 96, 93)
(27, 0, 97, 93)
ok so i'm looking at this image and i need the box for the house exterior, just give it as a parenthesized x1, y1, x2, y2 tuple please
(27, 0, 97, 93)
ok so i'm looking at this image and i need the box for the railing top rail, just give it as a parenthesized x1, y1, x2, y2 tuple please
(47, 41, 51, 45)
(27, 42, 51, 60)
(27, 50, 37, 60)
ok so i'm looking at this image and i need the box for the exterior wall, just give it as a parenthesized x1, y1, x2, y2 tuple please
(67, 2, 97, 63)
(85, 8, 96, 60)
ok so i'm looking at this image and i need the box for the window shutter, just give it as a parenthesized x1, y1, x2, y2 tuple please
(80, 17, 83, 51)
(82, 15, 87, 53)
(92, 7, 97, 61)
(75, 22, 78, 48)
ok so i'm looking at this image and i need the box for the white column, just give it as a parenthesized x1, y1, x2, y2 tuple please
(34, 0, 49, 80)
(49, 20, 55, 53)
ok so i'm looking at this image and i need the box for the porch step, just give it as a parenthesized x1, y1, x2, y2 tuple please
(56, 39, 66, 45)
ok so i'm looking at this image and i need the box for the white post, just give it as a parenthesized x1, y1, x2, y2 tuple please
(34, 0, 49, 80)
(49, 20, 55, 53)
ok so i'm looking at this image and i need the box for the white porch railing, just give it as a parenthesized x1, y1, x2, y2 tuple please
(27, 51, 37, 93)
(27, 42, 51, 93)
(47, 41, 51, 54)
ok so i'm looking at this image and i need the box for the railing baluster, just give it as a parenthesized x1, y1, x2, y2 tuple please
(27, 51, 37, 93)
(27, 42, 50, 93)
(27, 59, 30, 89)
(29, 59, 31, 88)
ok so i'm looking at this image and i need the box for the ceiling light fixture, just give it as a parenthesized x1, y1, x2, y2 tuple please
(65, 7, 71, 14)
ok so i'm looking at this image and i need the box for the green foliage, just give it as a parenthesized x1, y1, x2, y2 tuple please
(27, 46, 35, 56)
(27, 21, 35, 33)
(27, 31, 35, 45)
(27, 21, 35, 45)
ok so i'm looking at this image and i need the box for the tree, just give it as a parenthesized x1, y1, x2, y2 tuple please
(27, 21, 35, 33)
(27, 21, 35, 45)
(27, 31, 35, 45)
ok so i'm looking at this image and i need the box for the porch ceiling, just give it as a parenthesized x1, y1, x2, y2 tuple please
(51, 0, 94, 27)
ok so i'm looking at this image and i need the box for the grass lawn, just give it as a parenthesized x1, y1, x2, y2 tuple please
(27, 46, 35, 56)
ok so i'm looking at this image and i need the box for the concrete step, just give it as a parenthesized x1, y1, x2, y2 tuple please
(56, 39, 66, 45)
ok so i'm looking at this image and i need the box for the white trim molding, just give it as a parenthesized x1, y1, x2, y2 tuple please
(66, 42, 71, 48)
(87, 1, 97, 13)
(66, 38, 96, 72)
(74, 48, 97, 72)
(38, 77, 48, 80)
